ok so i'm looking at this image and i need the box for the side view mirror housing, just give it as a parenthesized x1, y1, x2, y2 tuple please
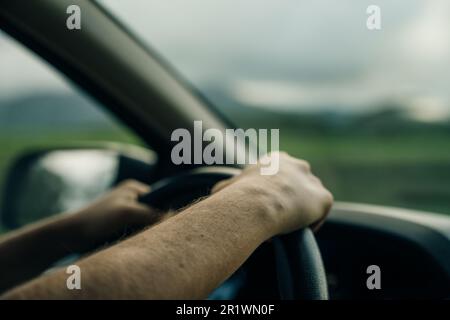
(0, 144, 156, 230)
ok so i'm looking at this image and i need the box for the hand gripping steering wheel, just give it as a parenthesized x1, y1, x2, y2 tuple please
(139, 166, 329, 300)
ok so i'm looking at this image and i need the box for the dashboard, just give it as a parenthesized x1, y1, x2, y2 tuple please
(319, 203, 450, 299)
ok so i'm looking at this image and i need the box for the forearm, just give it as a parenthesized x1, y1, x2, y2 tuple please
(3, 185, 276, 299)
(0, 214, 82, 293)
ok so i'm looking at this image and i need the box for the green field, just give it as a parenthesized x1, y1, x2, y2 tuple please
(281, 131, 450, 215)
(0, 129, 142, 232)
(1, 124, 450, 234)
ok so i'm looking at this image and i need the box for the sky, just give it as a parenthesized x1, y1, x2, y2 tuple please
(0, 31, 73, 97)
(1, 0, 450, 120)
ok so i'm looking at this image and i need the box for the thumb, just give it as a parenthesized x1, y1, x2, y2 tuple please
(211, 177, 236, 194)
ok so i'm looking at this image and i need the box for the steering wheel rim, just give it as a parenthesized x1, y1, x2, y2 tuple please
(139, 166, 329, 300)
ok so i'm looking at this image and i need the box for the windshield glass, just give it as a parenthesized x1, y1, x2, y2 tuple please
(99, 0, 450, 215)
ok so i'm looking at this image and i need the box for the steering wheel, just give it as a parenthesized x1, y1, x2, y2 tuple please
(139, 166, 329, 300)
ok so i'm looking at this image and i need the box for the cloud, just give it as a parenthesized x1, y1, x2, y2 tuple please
(0, 31, 72, 99)
(1, 0, 449, 114)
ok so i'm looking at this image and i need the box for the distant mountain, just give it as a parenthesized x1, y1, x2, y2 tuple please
(0, 92, 117, 130)
(204, 85, 450, 136)
(2, 89, 448, 137)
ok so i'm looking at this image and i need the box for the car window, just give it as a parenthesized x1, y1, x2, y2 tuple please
(0, 30, 142, 231)
(100, 0, 450, 216)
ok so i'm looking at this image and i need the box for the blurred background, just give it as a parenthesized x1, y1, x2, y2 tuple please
(1, 0, 450, 231)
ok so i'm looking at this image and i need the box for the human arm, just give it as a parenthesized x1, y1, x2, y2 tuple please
(2, 152, 333, 299)
(0, 180, 162, 293)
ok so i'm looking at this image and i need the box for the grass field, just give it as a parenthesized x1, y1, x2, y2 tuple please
(0, 129, 142, 232)
(283, 129, 450, 215)
(1, 124, 450, 234)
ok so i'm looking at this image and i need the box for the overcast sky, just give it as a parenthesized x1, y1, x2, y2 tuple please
(1, 0, 449, 120)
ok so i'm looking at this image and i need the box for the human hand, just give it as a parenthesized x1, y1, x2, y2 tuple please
(211, 152, 333, 236)
(64, 180, 167, 251)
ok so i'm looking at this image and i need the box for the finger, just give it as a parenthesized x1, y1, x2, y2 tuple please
(211, 177, 236, 194)
(118, 179, 151, 195)
(118, 189, 141, 201)
(312, 193, 333, 232)
(311, 218, 326, 233)
(309, 174, 323, 186)
(293, 158, 311, 172)
(258, 151, 285, 167)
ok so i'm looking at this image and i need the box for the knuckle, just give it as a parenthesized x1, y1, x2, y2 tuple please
(297, 159, 311, 171)
(114, 198, 133, 211)
(271, 151, 289, 162)
(327, 189, 334, 202)
(278, 151, 289, 158)
(323, 190, 334, 208)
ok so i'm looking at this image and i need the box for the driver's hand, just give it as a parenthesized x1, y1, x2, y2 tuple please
(66, 180, 168, 252)
(211, 152, 333, 235)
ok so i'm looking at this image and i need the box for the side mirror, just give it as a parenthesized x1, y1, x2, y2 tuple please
(0, 145, 156, 229)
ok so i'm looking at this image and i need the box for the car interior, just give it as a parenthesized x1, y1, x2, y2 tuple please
(0, 0, 449, 299)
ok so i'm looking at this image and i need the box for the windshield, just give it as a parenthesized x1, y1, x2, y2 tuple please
(99, 0, 450, 215)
